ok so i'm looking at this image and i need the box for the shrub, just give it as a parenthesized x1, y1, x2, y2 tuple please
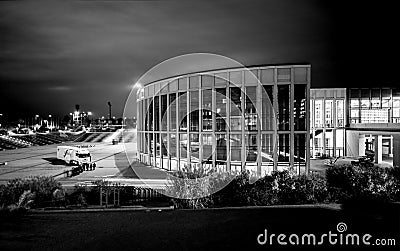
(0, 176, 63, 208)
(326, 164, 400, 203)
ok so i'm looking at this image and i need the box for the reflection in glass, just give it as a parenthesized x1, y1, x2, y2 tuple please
(230, 134, 242, 161)
(169, 94, 176, 131)
(189, 90, 199, 131)
(294, 85, 306, 131)
(216, 88, 227, 132)
(245, 134, 257, 162)
(230, 87, 242, 131)
(202, 89, 212, 131)
(262, 85, 274, 131)
(261, 134, 274, 163)
(154, 96, 159, 131)
(178, 92, 187, 131)
(202, 134, 213, 167)
(245, 87, 257, 131)
(161, 95, 167, 131)
(278, 134, 290, 162)
(278, 85, 290, 130)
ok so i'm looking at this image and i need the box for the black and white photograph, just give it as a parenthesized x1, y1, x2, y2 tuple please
(0, 0, 399, 250)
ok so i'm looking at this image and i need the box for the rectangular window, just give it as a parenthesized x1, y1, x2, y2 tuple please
(262, 85, 274, 131)
(245, 86, 257, 131)
(179, 133, 187, 160)
(294, 84, 306, 131)
(190, 133, 200, 161)
(230, 134, 242, 161)
(294, 67, 307, 83)
(230, 87, 242, 131)
(169, 133, 177, 170)
(149, 99, 153, 131)
(154, 96, 159, 131)
(189, 76, 199, 89)
(169, 94, 176, 131)
(277, 68, 291, 82)
(201, 75, 214, 88)
(245, 134, 257, 162)
(178, 78, 187, 90)
(189, 90, 199, 131)
(216, 134, 227, 162)
(202, 134, 213, 165)
(350, 99, 360, 108)
(260, 69, 274, 83)
(278, 134, 290, 162)
(229, 71, 242, 86)
(314, 100, 323, 127)
(277, 85, 290, 130)
(169, 80, 178, 92)
(371, 98, 381, 109)
(261, 134, 274, 163)
(336, 100, 344, 127)
(161, 95, 168, 131)
(360, 99, 370, 109)
(215, 72, 228, 87)
(294, 134, 306, 164)
(216, 88, 227, 132)
(202, 89, 212, 131)
(178, 92, 187, 131)
(244, 70, 258, 85)
(325, 100, 333, 128)
(161, 133, 168, 169)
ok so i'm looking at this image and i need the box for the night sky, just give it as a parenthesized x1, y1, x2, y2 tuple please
(0, 0, 398, 120)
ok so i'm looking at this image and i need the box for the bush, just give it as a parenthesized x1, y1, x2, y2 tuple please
(0, 176, 63, 209)
(326, 164, 400, 203)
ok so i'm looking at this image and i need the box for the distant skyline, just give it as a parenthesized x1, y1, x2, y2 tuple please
(0, 0, 398, 120)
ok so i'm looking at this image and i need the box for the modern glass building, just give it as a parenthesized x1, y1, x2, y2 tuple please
(136, 64, 311, 176)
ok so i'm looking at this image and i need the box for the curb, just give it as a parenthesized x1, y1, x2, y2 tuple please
(29, 206, 175, 214)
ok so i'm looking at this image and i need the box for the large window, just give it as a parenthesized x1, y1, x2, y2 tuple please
(278, 134, 290, 162)
(216, 88, 227, 132)
(261, 134, 274, 163)
(230, 87, 242, 131)
(314, 100, 323, 127)
(169, 94, 176, 131)
(262, 85, 274, 131)
(294, 85, 306, 131)
(178, 92, 187, 131)
(148, 99, 153, 131)
(202, 134, 213, 166)
(161, 95, 167, 131)
(245, 134, 257, 162)
(202, 89, 212, 131)
(294, 134, 306, 164)
(245, 86, 257, 131)
(336, 100, 344, 127)
(190, 133, 200, 162)
(277, 85, 290, 130)
(325, 100, 333, 128)
(189, 90, 199, 131)
(230, 134, 242, 161)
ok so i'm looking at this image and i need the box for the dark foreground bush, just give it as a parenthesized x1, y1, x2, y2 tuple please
(326, 164, 400, 203)
(171, 165, 400, 209)
(0, 176, 63, 212)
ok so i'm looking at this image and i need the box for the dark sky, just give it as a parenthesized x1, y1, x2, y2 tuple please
(0, 0, 398, 120)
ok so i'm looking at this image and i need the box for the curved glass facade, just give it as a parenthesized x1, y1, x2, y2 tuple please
(137, 65, 311, 176)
